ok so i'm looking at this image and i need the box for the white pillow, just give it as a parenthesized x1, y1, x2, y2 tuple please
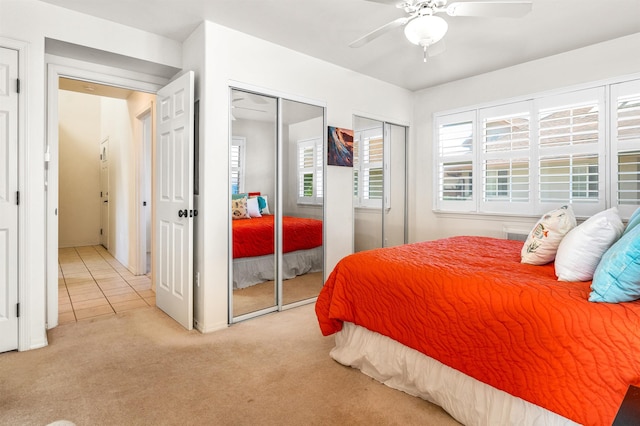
(555, 207, 624, 281)
(521, 205, 576, 265)
(246, 196, 262, 218)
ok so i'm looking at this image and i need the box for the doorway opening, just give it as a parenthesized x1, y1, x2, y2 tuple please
(55, 77, 157, 324)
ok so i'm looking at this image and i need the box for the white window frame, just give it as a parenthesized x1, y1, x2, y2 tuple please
(535, 87, 606, 217)
(610, 79, 640, 218)
(434, 76, 639, 219)
(231, 136, 246, 195)
(354, 127, 384, 209)
(297, 137, 323, 205)
(478, 101, 534, 214)
(433, 111, 476, 213)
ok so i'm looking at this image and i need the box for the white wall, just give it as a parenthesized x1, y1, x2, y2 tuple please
(184, 21, 414, 332)
(411, 33, 640, 244)
(100, 97, 134, 267)
(58, 90, 102, 247)
(0, 0, 180, 350)
(232, 119, 277, 198)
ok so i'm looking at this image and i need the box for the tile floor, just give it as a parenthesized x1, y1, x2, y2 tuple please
(58, 245, 155, 324)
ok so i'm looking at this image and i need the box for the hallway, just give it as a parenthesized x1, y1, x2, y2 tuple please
(58, 245, 155, 324)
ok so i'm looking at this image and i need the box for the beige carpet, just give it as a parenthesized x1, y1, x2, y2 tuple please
(0, 304, 460, 426)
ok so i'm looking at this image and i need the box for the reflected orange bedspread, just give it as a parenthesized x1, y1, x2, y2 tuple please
(315, 236, 640, 425)
(233, 215, 322, 258)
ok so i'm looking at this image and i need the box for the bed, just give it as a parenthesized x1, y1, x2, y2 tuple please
(232, 215, 323, 289)
(315, 236, 640, 426)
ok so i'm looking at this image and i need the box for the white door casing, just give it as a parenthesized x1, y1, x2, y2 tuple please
(0, 46, 19, 353)
(155, 71, 194, 330)
(100, 138, 109, 249)
(137, 110, 152, 275)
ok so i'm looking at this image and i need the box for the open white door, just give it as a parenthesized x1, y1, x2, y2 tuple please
(0, 46, 19, 352)
(155, 71, 194, 330)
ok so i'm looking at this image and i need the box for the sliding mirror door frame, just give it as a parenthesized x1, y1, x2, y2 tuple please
(353, 115, 408, 252)
(228, 82, 326, 324)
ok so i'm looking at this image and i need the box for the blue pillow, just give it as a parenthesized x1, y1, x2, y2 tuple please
(624, 207, 640, 236)
(232, 192, 247, 200)
(589, 223, 640, 303)
(257, 196, 267, 210)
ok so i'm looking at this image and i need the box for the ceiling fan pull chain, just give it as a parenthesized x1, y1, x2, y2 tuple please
(423, 45, 428, 62)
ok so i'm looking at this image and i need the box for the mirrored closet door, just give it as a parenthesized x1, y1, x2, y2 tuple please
(230, 88, 325, 322)
(353, 116, 407, 252)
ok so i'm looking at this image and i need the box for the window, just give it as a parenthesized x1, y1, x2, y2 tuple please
(435, 112, 475, 211)
(479, 102, 531, 213)
(433, 79, 640, 218)
(611, 79, 640, 218)
(231, 137, 246, 195)
(297, 138, 323, 204)
(536, 88, 605, 215)
(354, 127, 384, 208)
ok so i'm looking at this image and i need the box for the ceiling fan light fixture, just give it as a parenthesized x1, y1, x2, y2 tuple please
(403, 15, 448, 47)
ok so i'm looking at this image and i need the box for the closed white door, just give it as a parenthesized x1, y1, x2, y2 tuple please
(155, 71, 194, 330)
(0, 46, 19, 353)
(100, 138, 109, 249)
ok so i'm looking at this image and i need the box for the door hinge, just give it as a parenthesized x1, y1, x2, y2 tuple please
(16, 191, 19, 205)
(16, 78, 20, 94)
(16, 303, 20, 318)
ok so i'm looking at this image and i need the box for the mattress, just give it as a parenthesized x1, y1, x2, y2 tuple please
(315, 236, 640, 425)
(332, 322, 577, 426)
(232, 215, 323, 259)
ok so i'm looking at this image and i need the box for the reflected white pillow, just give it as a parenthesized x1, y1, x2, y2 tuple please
(521, 205, 576, 265)
(555, 207, 624, 282)
(247, 197, 262, 218)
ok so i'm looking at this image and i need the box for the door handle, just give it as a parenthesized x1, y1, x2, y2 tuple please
(178, 209, 188, 218)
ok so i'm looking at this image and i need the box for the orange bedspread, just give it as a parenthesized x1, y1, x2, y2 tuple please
(315, 236, 640, 425)
(233, 215, 322, 259)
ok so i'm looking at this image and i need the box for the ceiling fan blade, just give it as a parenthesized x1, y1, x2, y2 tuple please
(349, 17, 410, 48)
(233, 106, 267, 113)
(446, 1, 532, 18)
(364, 0, 406, 5)
(247, 93, 268, 105)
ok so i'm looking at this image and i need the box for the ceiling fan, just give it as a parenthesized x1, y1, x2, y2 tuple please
(231, 93, 269, 121)
(350, 0, 533, 61)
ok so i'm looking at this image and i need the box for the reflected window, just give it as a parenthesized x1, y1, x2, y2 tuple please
(297, 137, 323, 204)
(354, 128, 383, 208)
(231, 137, 246, 194)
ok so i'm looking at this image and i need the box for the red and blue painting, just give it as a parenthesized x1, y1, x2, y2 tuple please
(327, 126, 354, 167)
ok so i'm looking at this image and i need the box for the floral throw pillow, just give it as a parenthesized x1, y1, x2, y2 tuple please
(231, 197, 250, 220)
(521, 205, 576, 265)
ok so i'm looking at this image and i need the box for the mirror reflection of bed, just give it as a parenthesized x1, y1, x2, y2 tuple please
(230, 89, 325, 319)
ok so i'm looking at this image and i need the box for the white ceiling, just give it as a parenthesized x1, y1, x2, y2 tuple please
(39, 0, 640, 91)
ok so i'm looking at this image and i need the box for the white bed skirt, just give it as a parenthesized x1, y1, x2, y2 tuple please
(331, 322, 579, 426)
(233, 246, 323, 289)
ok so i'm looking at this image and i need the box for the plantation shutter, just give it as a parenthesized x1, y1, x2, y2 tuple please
(435, 111, 475, 212)
(612, 79, 640, 217)
(537, 87, 605, 216)
(478, 102, 532, 213)
(231, 137, 246, 194)
(297, 138, 322, 204)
